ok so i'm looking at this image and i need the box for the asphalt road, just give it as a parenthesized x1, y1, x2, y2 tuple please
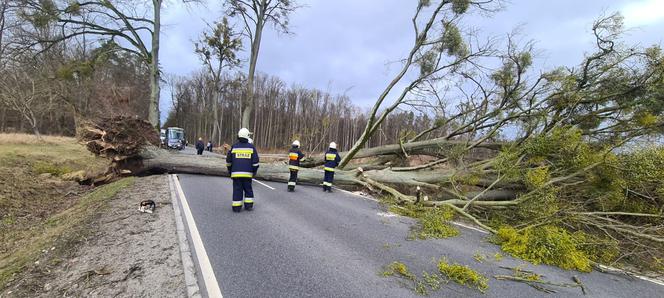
(174, 174, 663, 298)
(177, 147, 285, 160)
(178, 147, 220, 156)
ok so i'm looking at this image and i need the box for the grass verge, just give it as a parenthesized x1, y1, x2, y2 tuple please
(0, 133, 124, 288)
(0, 178, 134, 287)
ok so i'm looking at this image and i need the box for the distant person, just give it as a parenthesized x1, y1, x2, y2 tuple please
(226, 128, 259, 212)
(206, 141, 213, 152)
(287, 140, 305, 192)
(322, 142, 341, 193)
(195, 137, 204, 155)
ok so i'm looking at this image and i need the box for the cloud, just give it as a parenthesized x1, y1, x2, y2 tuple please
(621, 0, 664, 27)
(158, 0, 664, 123)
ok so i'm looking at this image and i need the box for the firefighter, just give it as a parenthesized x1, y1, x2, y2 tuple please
(287, 140, 305, 192)
(226, 128, 259, 212)
(195, 137, 205, 155)
(322, 142, 341, 192)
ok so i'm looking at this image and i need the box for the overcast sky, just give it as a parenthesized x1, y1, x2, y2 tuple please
(158, 0, 664, 122)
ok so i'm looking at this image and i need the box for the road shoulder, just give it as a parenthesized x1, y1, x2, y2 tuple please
(1, 175, 187, 297)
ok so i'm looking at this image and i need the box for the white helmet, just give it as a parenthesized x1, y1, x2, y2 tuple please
(238, 128, 251, 139)
(329, 142, 337, 149)
(248, 138, 254, 144)
(292, 140, 300, 147)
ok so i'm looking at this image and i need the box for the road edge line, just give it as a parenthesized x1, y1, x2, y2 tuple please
(332, 186, 379, 202)
(332, 186, 491, 234)
(597, 264, 664, 287)
(173, 174, 224, 298)
(450, 221, 490, 234)
(330, 180, 664, 287)
(169, 175, 202, 298)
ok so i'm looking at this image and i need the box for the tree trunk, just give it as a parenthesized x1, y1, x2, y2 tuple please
(18, 106, 42, 139)
(123, 146, 363, 187)
(118, 146, 479, 192)
(148, 0, 162, 129)
(301, 137, 503, 167)
(241, 9, 265, 129)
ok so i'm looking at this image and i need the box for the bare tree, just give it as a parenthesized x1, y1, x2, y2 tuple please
(0, 69, 52, 138)
(14, 0, 201, 129)
(338, 0, 500, 168)
(0, 0, 7, 57)
(195, 17, 242, 143)
(224, 0, 299, 129)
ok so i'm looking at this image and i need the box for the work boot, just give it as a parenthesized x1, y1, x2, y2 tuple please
(244, 203, 253, 211)
(232, 206, 242, 213)
(288, 185, 294, 192)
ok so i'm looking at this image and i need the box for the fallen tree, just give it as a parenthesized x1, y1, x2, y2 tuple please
(300, 138, 503, 168)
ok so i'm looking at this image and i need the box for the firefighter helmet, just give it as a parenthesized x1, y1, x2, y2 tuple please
(238, 128, 251, 139)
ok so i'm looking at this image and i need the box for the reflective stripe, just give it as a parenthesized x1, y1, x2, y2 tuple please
(288, 165, 299, 170)
(252, 163, 259, 167)
(232, 201, 243, 207)
(231, 148, 254, 154)
(288, 182, 296, 186)
(289, 153, 299, 160)
(233, 148, 253, 159)
(323, 182, 332, 186)
(226, 163, 232, 167)
(231, 171, 253, 178)
(244, 197, 254, 203)
(324, 167, 335, 172)
(325, 154, 336, 160)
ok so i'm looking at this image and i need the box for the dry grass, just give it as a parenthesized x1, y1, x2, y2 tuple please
(0, 133, 76, 145)
(0, 133, 121, 288)
(0, 178, 134, 288)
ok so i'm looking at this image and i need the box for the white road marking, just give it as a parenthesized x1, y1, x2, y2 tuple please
(173, 175, 224, 298)
(252, 179, 275, 190)
(168, 175, 201, 297)
(332, 186, 379, 202)
(377, 212, 398, 218)
(598, 265, 664, 287)
(338, 187, 491, 234)
(379, 209, 490, 234)
(291, 180, 664, 287)
(450, 221, 490, 234)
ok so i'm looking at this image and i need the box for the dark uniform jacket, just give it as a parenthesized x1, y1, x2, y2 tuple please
(226, 139, 260, 178)
(323, 149, 341, 172)
(288, 147, 305, 170)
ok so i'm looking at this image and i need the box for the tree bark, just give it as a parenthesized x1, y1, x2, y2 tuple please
(148, 0, 162, 129)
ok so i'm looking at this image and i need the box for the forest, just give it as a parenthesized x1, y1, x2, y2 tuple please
(164, 71, 444, 151)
